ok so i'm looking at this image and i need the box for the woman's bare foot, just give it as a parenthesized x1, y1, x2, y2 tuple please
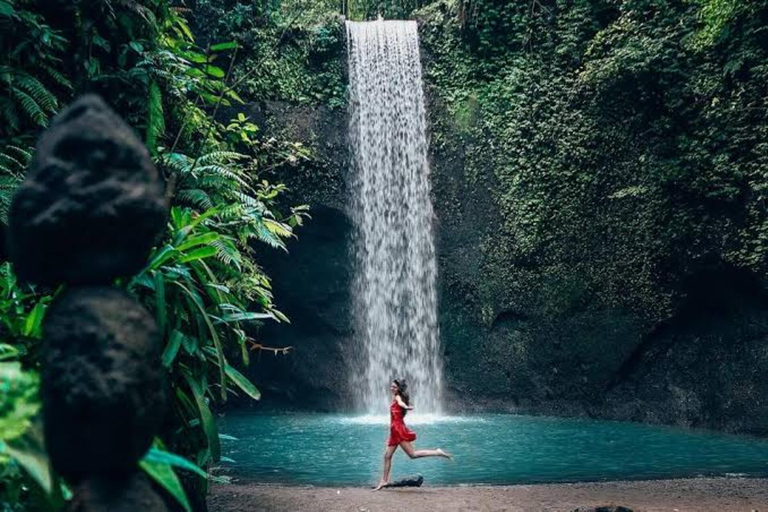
(437, 448, 453, 460)
(373, 481, 388, 491)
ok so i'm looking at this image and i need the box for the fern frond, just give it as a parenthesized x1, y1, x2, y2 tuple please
(15, 74, 58, 113)
(176, 188, 214, 210)
(217, 203, 246, 221)
(199, 175, 235, 191)
(263, 218, 294, 239)
(0, 96, 20, 133)
(236, 193, 266, 211)
(11, 88, 48, 126)
(0, 175, 20, 224)
(159, 152, 194, 174)
(41, 65, 73, 90)
(196, 164, 251, 189)
(4, 145, 32, 162)
(212, 237, 242, 270)
(245, 221, 286, 250)
(196, 151, 245, 166)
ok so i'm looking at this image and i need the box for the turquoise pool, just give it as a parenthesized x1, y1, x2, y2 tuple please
(218, 413, 768, 486)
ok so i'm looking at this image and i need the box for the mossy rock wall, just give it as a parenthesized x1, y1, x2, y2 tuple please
(243, 3, 768, 434)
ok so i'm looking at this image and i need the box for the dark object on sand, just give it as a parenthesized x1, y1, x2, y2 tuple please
(571, 507, 634, 512)
(382, 474, 424, 488)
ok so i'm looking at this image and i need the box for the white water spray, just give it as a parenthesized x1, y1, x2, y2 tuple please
(346, 19, 443, 415)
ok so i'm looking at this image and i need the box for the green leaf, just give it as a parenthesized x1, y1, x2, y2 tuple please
(154, 271, 166, 334)
(142, 447, 207, 478)
(204, 65, 225, 78)
(147, 245, 179, 271)
(0, 344, 20, 361)
(22, 302, 46, 338)
(146, 81, 165, 156)
(210, 42, 238, 52)
(162, 330, 183, 368)
(140, 459, 192, 512)
(181, 51, 208, 64)
(2, 425, 52, 495)
(218, 312, 272, 323)
(224, 364, 260, 401)
(179, 246, 218, 263)
(182, 371, 221, 463)
(174, 282, 227, 399)
(177, 232, 220, 252)
(0, 2, 16, 17)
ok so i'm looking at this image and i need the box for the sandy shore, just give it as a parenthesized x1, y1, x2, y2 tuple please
(208, 477, 768, 511)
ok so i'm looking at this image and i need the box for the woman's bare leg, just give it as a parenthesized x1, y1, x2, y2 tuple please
(399, 441, 452, 459)
(374, 445, 398, 490)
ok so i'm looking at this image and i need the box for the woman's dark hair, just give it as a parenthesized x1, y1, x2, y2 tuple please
(393, 379, 410, 415)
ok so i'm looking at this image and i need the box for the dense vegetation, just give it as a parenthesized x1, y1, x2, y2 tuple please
(421, 0, 768, 320)
(0, 1, 323, 510)
(411, 0, 768, 421)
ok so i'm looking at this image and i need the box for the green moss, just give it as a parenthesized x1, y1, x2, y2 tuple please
(420, 0, 768, 332)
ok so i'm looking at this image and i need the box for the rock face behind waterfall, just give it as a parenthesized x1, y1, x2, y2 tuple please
(235, 15, 768, 435)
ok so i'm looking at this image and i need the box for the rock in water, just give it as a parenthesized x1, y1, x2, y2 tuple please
(41, 287, 165, 482)
(8, 94, 167, 285)
(382, 474, 424, 488)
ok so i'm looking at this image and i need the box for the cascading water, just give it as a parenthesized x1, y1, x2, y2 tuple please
(346, 19, 443, 415)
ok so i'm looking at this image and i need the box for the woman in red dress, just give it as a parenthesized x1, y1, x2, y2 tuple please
(374, 379, 452, 490)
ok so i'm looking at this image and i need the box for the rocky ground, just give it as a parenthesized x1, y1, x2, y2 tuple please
(208, 477, 768, 512)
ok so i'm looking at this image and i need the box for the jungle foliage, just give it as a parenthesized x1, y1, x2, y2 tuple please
(418, 0, 768, 329)
(0, 0, 310, 510)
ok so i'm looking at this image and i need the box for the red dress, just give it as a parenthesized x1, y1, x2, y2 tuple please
(387, 399, 417, 446)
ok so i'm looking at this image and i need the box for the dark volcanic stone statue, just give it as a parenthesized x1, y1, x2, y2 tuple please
(41, 287, 165, 481)
(7, 94, 167, 285)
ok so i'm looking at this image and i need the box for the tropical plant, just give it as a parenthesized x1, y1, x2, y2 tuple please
(0, 264, 59, 511)
(0, 145, 31, 224)
(0, 0, 314, 509)
(0, 1, 71, 137)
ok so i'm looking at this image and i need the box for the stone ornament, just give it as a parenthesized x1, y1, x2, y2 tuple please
(8, 94, 167, 286)
(8, 95, 170, 511)
(42, 287, 165, 481)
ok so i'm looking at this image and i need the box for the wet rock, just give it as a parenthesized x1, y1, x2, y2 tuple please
(67, 472, 168, 512)
(41, 287, 165, 481)
(382, 474, 424, 488)
(8, 94, 167, 286)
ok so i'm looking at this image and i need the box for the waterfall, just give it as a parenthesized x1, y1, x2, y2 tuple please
(346, 19, 443, 415)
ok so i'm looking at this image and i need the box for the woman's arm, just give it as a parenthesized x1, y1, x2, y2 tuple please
(395, 395, 413, 410)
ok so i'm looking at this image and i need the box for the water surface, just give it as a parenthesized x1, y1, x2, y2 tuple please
(219, 413, 768, 486)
